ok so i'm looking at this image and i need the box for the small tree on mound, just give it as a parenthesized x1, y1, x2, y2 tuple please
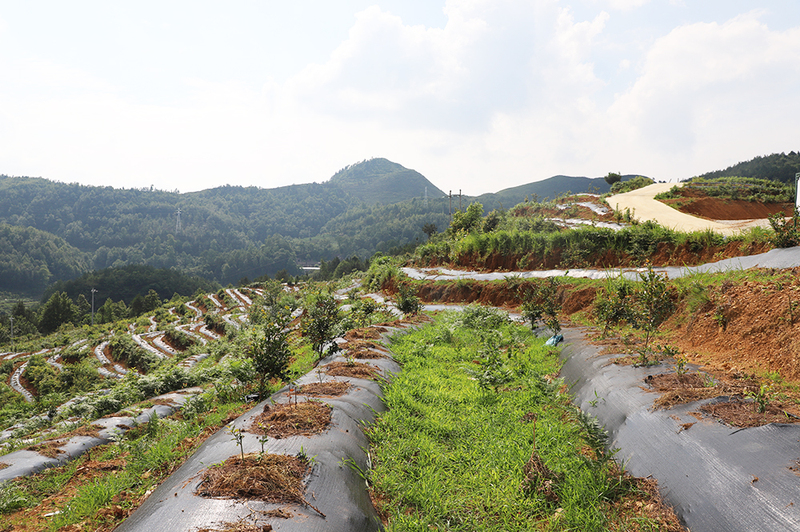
(301, 290, 342, 358)
(605, 172, 622, 186)
(520, 278, 562, 333)
(247, 316, 292, 398)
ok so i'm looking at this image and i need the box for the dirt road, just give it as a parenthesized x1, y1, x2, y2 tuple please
(607, 183, 772, 235)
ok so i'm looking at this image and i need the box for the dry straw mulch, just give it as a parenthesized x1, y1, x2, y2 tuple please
(197, 453, 325, 518)
(323, 361, 382, 380)
(198, 453, 307, 503)
(248, 401, 332, 439)
(299, 381, 350, 397)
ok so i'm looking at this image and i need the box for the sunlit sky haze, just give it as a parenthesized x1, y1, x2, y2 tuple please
(0, 1, 798, 194)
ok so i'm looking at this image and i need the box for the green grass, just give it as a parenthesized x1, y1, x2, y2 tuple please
(0, 397, 249, 530)
(411, 220, 773, 270)
(369, 309, 656, 531)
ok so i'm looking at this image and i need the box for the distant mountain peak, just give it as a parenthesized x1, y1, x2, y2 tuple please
(329, 158, 406, 185)
(327, 158, 445, 204)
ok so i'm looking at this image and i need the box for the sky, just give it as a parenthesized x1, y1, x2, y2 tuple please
(0, 1, 798, 195)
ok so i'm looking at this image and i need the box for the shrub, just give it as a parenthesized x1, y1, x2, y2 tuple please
(611, 176, 654, 194)
(768, 210, 800, 247)
(593, 275, 638, 336)
(520, 277, 561, 333)
(246, 319, 292, 397)
(301, 290, 342, 357)
(396, 286, 422, 315)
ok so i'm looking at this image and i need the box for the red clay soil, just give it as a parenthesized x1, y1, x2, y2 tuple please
(660, 187, 792, 220)
(664, 274, 800, 382)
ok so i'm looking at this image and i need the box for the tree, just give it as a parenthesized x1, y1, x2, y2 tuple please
(422, 223, 437, 239)
(605, 172, 622, 186)
(520, 278, 561, 333)
(39, 292, 76, 334)
(301, 290, 342, 358)
(449, 202, 484, 234)
(631, 266, 674, 349)
(246, 318, 292, 398)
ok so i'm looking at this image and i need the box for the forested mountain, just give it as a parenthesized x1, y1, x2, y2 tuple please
(5, 152, 775, 298)
(43, 264, 218, 307)
(0, 159, 447, 293)
(329, 158, 445, 204)
(0, 223, 90, 293)
(472, 174, 645, 210)
(695, 152, 800, 183)
(290, 197, 452, 263)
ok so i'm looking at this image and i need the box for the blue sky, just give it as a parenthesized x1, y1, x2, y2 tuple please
(0, 1, 798, 194)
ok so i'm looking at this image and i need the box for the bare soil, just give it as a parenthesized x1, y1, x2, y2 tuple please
(660, 187, 792, 220)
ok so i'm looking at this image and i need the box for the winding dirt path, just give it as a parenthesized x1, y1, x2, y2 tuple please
(607, 183, 772, 235)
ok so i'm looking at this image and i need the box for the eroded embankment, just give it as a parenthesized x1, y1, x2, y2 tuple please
(558, 328, 800, 532)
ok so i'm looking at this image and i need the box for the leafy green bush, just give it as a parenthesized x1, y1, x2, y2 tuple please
(107, 335, 161, 373)
(301, 290, 342, 357)
(163, 325, 196, 350)
(610, 176, 654, 194)
(520, 277, 562, 333)
(245, 319, 292, 396)
(593, 275, 637, 336)
(768, 210, 800, 247)
(395, 286, 421, 315)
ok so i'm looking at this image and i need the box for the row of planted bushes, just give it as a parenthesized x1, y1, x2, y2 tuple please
(413, 221, 771, 268)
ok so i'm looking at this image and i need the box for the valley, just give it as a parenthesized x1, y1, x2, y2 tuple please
(1, 154, 800, 530)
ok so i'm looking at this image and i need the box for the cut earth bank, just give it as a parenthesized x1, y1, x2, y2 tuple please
(397, 174, 800, 530)
(398, 246, 800, 531)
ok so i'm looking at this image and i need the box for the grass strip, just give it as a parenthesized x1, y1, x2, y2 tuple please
(368, 307, 674, 531)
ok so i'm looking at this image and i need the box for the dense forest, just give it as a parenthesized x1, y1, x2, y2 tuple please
(2, 152, 795, 298)
(0, 159, 444, 293)
(695, 152, 800, 183)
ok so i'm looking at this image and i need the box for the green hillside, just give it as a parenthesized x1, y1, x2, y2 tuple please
(472, 174, 645, 210)
(0, 160, 450, 291)
(0, 223, 91, 293)
(694, 152, 800, 183)
(329, 158, 445, 204)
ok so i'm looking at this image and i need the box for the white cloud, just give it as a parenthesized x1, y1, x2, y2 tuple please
(0, 2, 798, 194)
(607, 0, 650, 11)
(597, 12, 800, 178)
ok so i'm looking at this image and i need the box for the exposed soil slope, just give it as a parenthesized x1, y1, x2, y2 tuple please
(660, 187, 792, 220)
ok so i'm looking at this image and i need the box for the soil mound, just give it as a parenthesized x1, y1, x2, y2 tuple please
(660, 187, 792, 220)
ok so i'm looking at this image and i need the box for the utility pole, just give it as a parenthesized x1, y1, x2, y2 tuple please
(9, 315, 13, 353)
(91, 288, 97, 326)
(459, 189, 462, 212)
(448, 191, 452, 219)
(175, 207, 182, 234)
(795, 173, 800, 230)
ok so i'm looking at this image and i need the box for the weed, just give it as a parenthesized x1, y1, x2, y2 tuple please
(228, 425, 245, 460)
(713, 304, 728, 329)
(674, 355, 688, 377)
(747, 384, 771, 414)
(297, 445, 317, 466)
(587, 390, 605, 408)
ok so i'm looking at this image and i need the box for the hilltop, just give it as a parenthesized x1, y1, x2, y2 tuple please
(329, 158, 445, 204)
